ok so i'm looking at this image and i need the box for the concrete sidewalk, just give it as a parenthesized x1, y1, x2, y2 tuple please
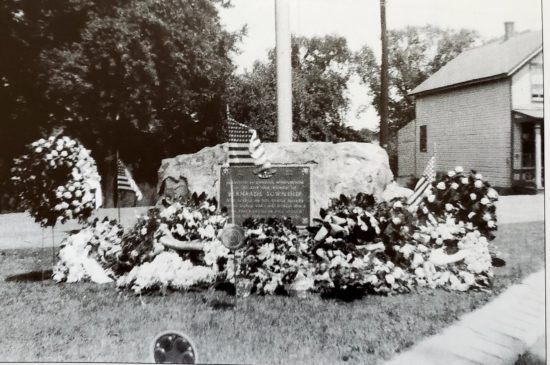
(0, 207, 150, 250)
(384, 270, 546, 365)
(495, 194, 544, 224)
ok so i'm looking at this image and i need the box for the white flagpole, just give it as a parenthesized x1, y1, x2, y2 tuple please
(275, 0, 292, 143)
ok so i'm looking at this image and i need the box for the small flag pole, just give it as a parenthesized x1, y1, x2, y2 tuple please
(51, 225, 56, 268)
(116, 151, 121, 222)
(226, 106, 238, 312)
(229, 169, 238, 311)
(41, 227, 45, 282)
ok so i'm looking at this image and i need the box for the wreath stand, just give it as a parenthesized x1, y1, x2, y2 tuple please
(40, 225, 57, 282)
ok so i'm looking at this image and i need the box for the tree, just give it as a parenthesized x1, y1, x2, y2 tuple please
(227, 35, 367, 143)
(41, 0, 241, 203)
(0, 0, 127, 210)
(355, 25, 479, 135)
(379, 0, 389, 148)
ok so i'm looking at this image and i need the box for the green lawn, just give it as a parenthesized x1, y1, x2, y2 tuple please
(0, 222, 544, 364)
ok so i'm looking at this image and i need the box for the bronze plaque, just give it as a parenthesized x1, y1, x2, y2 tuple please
(219, 165, 311, 226)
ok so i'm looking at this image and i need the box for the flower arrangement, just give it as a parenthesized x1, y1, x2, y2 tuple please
(116, 251, 218, 294)
(115, 193, 228, 275)
(114, 193, 231, 293)
(53, 218, 124, 283)
(53, 167, 503, 298)
(11, 135, 102, 227)
(239, 217, 315, 295)
(416, 167, 499, 240)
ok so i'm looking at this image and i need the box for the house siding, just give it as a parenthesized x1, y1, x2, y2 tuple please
(397, 120, 416, 176)
(415, 78, 512, 188)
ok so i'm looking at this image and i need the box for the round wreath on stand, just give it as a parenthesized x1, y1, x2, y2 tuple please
(11, 135, 102, 227)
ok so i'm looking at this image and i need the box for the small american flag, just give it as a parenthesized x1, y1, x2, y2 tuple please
(407, 155, 436, 207)
(227, 119, 272, 176)
(117, 159, 143, 200)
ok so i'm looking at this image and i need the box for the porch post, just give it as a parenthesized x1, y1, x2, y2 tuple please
(534, 123, 542, 189)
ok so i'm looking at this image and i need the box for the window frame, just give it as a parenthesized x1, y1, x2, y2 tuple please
(419, 125, 427, 152)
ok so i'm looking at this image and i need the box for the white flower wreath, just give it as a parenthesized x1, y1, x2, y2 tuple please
(11, 135, 102, 227)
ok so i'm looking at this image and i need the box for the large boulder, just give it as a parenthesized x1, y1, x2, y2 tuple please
(158, 142, 394, 218)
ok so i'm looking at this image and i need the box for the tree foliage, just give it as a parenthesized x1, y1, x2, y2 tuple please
(43, 0, 241, 183)
(355, 25, 479, 135)
(0, 0, 126, 209)
(227, 35, 367, 143)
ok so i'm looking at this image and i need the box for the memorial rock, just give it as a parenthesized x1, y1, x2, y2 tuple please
(158, 142, 394, 219)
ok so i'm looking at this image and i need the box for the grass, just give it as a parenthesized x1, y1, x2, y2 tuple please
(0, 221, 544, 364)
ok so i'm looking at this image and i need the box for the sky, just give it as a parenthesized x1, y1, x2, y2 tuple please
(218, 0, 543, 131)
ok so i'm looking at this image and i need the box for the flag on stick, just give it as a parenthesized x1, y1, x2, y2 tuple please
(117, 159, 143, 200)
(227, 119, 273, 177)
(407, 155, 436, 207)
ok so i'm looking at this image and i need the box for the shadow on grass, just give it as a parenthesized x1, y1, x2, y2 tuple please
(209, 298, 235, 310)
(5, 269, 53, 282)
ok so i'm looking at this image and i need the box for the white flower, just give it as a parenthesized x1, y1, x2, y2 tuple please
(141, 227, 147, 236)
(393, 201, 403, 209)
(460, 271, 476, 286)
(448, 171, 456, 177)
(480, 197, 489, 205)
(176, 224, 185, 236)
(435, 238, 443, 245)
(482, 213, 492, 222)
(445, 203, 454, 212)
(427, 195, 435, 203)
(461, 177, 469, 185)
(474, 180, 483, 189)
(415, 267, 426, 278)
(417, 244, 429, 253)
(436, 182, 446, 190)
(488, 220, 495, 228)
(56, 145, 63, 151)
(74, 190, 82, 198)
(468, 212, 475, 219)
(455, 166, 464, 173)
(470, 193, 477, 200)
(392, 217, 401, 226)
(61, 150, 68, 157)
(474, 173, 483, 180)
(51, 150, 59, 157)
(487, 188, 498, 199)
(64, 192, 72, 199)
(412, 253, 424, 268)
(451, 183, 459, 190)
(400, 244, 415, 258)
(71, 200, 80, 206)
(385, 274, 395, 285)
(35, 147, 43, 153)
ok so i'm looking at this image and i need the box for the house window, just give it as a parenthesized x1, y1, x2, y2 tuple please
(419, 125, 427, 152)
(530, 63, 543, 102)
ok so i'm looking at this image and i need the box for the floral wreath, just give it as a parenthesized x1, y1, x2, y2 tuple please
(11, 135, 102, 227)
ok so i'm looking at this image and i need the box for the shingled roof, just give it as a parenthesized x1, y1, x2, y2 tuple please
(411, 30, 542, 96)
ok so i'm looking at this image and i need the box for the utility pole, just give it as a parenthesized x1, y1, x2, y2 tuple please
(275, 0, 292, 143)
(379, 0, 389, 148)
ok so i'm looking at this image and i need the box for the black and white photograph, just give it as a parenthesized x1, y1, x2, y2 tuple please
(0, 0, 545, 364)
